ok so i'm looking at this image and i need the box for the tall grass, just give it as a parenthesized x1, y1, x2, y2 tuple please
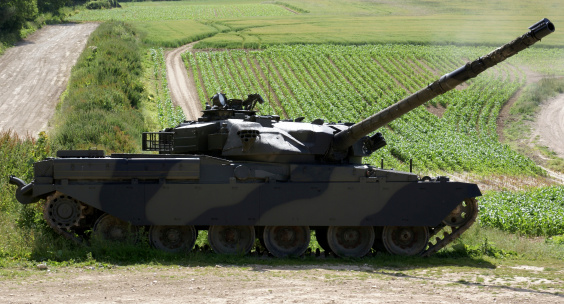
(0, 131, 51, 259)
(51, 21, 147, 153)
(509, 78, 564, 118)
(503, 77, 564, 172)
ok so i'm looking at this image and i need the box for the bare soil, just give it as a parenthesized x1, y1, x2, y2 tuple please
(532, 93, 564, 159)
(0, 23, 99, 138)
(165, 43, 202, 121)
(1, 264, 563, 304)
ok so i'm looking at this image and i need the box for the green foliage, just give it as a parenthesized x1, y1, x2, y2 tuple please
(449, 238, 517, 259)
(0, 0, 38, 31)
(37, 0, 70, 12)
(510, 78, 564, 118)
(149, 47, 185, 128)
(51, 21, 147, 153)
(85, 0, 112, 10)
(0, 131, 53, 259)
(64, 0, 564, 49)
(274, 1, 309, 13)
(546, 235, 564, 245)
(85, 0, 119, 10)
(133, 20, 218, 47)
(479, 186, 564, 236)
(69, 1, 294, 21)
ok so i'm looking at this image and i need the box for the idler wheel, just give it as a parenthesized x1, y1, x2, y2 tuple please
(44, 193, 84, 229)
(442, 198, 478, 227)
(149, 225, 197, 253)
(208, 225, 255, 255)
(93, 214, 138, 243)
(327, 226, 375, 258)
(382, 226, 429, 256)
(263, 226, 310, 258)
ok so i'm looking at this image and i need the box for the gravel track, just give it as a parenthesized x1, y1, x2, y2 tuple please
(165, 42, 202, 121)
(0, 23, 98, 137)
(533, 93, 564, 159)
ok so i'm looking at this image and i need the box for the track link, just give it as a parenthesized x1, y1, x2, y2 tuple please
(421, 198, 478, 257)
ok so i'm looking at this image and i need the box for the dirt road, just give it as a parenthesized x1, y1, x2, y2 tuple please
(0, 23, 98, 138)
(1, 264, 562, 303)
(165, 42, 202, 121)
(533, 93, 564, 159)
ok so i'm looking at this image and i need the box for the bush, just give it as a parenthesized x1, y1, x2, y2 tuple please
(85, 0, 118, 10)
(52, 21, 146, 153)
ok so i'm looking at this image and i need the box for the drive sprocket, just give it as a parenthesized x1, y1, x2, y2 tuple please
(43, 192, 86, 243)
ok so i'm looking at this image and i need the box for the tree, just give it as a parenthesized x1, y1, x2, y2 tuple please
(37, 0, 70, 13)
(0, 0, 38, 31)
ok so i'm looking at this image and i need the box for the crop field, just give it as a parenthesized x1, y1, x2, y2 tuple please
(67, 0, 564, 48)
(183, 45, 563, 175)
(479, 186, 564, 236)
(67, 2, 295, 22)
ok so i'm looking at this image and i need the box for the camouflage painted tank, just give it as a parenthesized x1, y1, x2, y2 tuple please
(10, 19, 555, 258)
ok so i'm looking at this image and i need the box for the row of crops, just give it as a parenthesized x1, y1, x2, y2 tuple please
(182, 44, 542, 175)
(479, 186, 564, 236)
(69, 3, 294, 22)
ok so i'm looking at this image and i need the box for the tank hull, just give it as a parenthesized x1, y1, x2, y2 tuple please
(16, 154, 480, 227)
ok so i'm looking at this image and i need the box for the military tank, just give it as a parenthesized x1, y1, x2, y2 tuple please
(10, 18, 555, 258)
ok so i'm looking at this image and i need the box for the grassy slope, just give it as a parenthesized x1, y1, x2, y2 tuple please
(50, 21, 147, 153)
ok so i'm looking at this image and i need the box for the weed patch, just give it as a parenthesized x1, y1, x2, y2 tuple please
(51, 21, 147, 153)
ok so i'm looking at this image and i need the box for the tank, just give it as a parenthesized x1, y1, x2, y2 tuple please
(10, 18, 555, 258)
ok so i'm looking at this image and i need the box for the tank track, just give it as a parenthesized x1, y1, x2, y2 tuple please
(420, 198, 478, 257)
(41, 193, 478, 257)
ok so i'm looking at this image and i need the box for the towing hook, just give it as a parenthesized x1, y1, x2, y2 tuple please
(9, 175, 26, 188)
(9, 175, 37, 205)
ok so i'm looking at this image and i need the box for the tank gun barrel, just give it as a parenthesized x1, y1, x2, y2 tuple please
(332, 18, 555, 152)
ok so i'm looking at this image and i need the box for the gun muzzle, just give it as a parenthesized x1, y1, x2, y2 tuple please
(529, 18, 555, 40)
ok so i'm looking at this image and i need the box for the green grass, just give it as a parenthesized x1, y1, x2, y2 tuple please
(148, 47, 185, 128)
(133, 20, 218, 47)
(509, 78, 564, 118)
(68, 1, 295, 21)
(195, 15, 564, 49)
(502, 77, 564, 172)
(0, 131, 50, 260)
(1, 224, 563, 272)
(50, 21, 148, 153)
(65, 0, 564, 48)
